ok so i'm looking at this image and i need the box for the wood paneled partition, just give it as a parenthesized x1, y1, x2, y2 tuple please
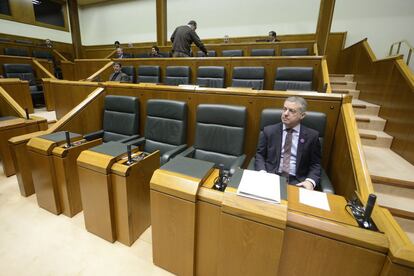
(0, 79, 33, 113)
(0, 55, 55, 79)
(336, 39, 414, 165)
(71, 56, 329, 92)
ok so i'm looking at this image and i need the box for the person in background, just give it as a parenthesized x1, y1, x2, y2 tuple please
(149, 45, 161, 57)
(108, 62, 130, 82)
(268, 31, 280, 42)
(115, 48, 130, 58)
(171, 20, 207, 57)
(114, 41, 120, 48)
(254, 96, 321, 190)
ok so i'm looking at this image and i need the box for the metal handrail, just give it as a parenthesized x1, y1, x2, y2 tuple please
(389, 39, 413, 66)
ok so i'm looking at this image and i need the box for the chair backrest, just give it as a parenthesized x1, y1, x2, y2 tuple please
(197, 50, 216, 57)
(135, 53, 149, 58)
(274, 67, 313, 91)
(194, 104, 247, 169)
(121, 66, 135, 83)
(281, 48, 309, 56)
(102, 95, 139, 142)
(4, 47, 29, 57)
(144, 99, 187, 155)
(159, 52, 171, 57)
(32, 50, 53, 60)
(251, 48, 275, 56)
(164, 66, 190, 85)
(231, 66, 265, 89)
(137, 66, 160, 83)
(2, 63, 36, 85)
(259, 108, 326, 146)
(222, 49, 243, 57)
(196, 66, 225, 88)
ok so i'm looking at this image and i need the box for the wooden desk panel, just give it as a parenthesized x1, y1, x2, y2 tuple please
(0, 79, 33, 113)
(278, 227, 386, 276)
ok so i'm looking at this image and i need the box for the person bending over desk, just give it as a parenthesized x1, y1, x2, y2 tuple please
(171, 20, 208, 57)
(254, 96, 321, 190)
(109, 62, 130, 82)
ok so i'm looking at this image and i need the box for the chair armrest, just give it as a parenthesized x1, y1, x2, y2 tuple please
(320, 169, 335, 194)
(161, 144, 188, 165)
(84, 130, 104, 141)
(229, 154, 246, 175)
(119, 134, 140, 143)
(247, 157, 255, 170)
(178, 146, 195, 158)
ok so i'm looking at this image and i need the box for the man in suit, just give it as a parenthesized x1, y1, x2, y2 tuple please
(115, 48, 130, 58)
(268, 31, 280, 42)
(254, 96, 321, 190)
(171, 20, 208, 57)
(108, 62, 130, 82)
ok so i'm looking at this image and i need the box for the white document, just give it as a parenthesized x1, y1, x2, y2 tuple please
(299, 188, 330, 211)
(237, 170, 281, 204)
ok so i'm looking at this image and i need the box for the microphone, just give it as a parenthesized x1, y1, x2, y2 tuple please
(127, 145, 132, 165)
(65, 131, 71, 148)
(363, 194, 376, 228)
(25, 108, 30, 119)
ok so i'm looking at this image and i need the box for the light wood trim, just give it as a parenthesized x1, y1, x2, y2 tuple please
(77, 149, 122, 174)
(150, 169, 204, 202)
(342, 103, 374, 199)
(315, 0, 336, 55)
(313, 43, 319, 55)
(32, 59, 56, 79)
(321, 58, 331, 92)
(86, 61, 114, 81)
(395, 59, 414, 90)
(221, 192, 287, 229)
(156, 0, 167, 46)
(52, 49, 69, 62)
(0, 86, 26, 118)
(288, 211, 389, 254)
(48, 87, 104, 133)
(104, 49, 116, 59)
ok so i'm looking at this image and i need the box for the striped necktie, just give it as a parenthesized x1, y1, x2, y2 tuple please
(282, 128, 293, 176)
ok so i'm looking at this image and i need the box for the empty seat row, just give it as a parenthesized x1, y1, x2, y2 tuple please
(122, 47, 309, 58)
(2, 63, 44, 106)
(120, 65, 314, 91)
(89, 95, 332, 192)
(3, 47, 54, 59)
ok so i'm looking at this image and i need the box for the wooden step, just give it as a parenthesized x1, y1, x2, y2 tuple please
(373, 183, 414, 219)
(364, 146, 414, 187)
(355, 114, 386, 131)
(352, 99, 380, 116)
(359, 129, 393, 147)
(393, 217, 414, 244)
(332, 89, 360, 99)
(331, 81, 357, 90)
(329, 74, 354, 82)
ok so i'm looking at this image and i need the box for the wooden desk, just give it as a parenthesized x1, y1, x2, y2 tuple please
(78, 143, 159, 244)
(0, 117, 47, 177)
(51, 138, 102, 217)
(26, 132, 83, 214)
(151, 166, 390, 276)
(0, 79, 33, 113)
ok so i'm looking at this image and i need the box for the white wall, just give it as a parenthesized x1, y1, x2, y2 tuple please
(79, 0, 156, 45)
(167, 0, 320, 39)
(0, 19, 72, 43)
(332, 0, 414, 59)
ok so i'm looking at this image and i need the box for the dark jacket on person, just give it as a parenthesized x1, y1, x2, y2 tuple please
(171, 25, 207, 56)
(254, 122, 321, 186)
(109, 72, 130, 82)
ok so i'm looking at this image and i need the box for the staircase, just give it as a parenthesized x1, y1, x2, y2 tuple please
(330, 74, 414, 243)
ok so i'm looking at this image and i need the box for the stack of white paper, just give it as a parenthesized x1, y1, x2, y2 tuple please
(237, 170, 281, 204)
(299, 188, 330, 211)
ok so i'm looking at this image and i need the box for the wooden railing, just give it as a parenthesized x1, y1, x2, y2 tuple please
(336, 39, 414, 165)
(0, 78, 33, 113)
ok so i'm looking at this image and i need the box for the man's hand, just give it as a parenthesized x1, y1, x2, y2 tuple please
(296, 180, 314, 190)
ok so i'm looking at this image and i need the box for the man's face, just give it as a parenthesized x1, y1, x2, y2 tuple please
(116, 48, 123, 56)
(281, 100, 305, 128)
(151, 47, 157, 55)
(113, 64, 121, 73)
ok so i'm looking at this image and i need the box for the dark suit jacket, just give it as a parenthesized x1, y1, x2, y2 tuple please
(254, 122, 321, 185)
(171, 25, 207, 56)
(108, 72, 130, 82)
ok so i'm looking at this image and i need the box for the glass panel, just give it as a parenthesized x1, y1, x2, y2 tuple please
(33, 0, 65, 27)
(0, 0, 11, 16)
